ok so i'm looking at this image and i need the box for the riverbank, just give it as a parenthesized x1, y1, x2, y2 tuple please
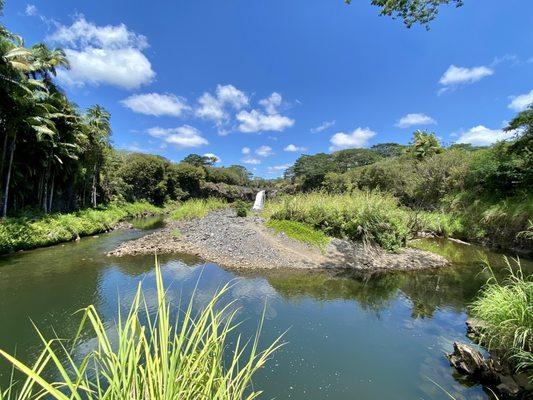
(0, 202, 163, 255)
(108, 208, 447, 272)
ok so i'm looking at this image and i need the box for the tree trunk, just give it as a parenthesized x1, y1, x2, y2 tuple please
(48, 173, 55, 213)
(42, 165, 49, 213)
(91, 164, 97, 208)
(0, 130, 7, 197)
(2, 134, 16, 218)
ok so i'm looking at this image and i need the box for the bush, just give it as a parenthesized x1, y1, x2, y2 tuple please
(0, 262, 281, 400)
(470, 259, 533, 374)
(234, 200, 249, 217)
(264, 191, 410, 251)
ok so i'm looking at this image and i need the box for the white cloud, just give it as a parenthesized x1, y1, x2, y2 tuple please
(284, 144, 306, 152)
(203, 153, 221, 163)
(396, 113, 436, 128)
(311, 120, 335, 133)
(255, 145, 273, 157)
(259, 92, 282, 115)
(236, 110, 294, 133)
(268, 164, 291, 173)
(195, 84, 248, 123)
(329, 127, 376, 151)
(49, 17, 154, 89)
(508, 89, 533, 112)
(147, 125, 208, 148)
(242, 157, 261, 165)
(439, 65, 493, 87)
(455, 125, 514, 146)
(25, 4, 37, 16)
(241, 147, 251, 155)
(121, 93, 189, 117)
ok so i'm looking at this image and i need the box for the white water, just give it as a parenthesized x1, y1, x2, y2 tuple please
(252, 190, 266, 211)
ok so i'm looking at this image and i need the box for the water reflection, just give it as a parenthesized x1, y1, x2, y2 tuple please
(0, 233, 530, 399)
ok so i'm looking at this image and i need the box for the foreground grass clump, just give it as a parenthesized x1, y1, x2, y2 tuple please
(264, 192, 409, 251)
(171, 198, 227, 220)
(266, 219, 331, 252)
(470, 259, 533, 374)
(0, 262, 281, 400)
(0, 202, 161, 254)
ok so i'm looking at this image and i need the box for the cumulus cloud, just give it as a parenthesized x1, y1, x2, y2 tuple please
(259, 92, 282, 115)
(396, 113, 436, 128)
(49, 16, 154, 89)
(195, 84, 248, 122)
(329, 127, 376, 151)
(236, 110, 294, 133)
(268, 164, 291, 173)
(241, 147, 251, 155)
(284, 144, 306, 152)
(311, 120, 335, 133)
(25, 4, 38, 16)
(508, 89, 533, 112)
(121, 93, 189, 117)
(242, 157, 261, 165)
(439, 65, 493, 86)
(203, 153, 221, 163)
(455, 125, 514, 146)
(147, 125, 208, 148)
(236, 93, 294, 133)
(255, 145, 273, 157)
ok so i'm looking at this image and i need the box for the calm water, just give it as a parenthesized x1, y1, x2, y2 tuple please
(0, 230, 531, 399)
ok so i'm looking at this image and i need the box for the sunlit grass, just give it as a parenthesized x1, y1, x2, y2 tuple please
(0, 261, 282, 400)
(266, 219, 330, 252)
(0, 202, 162, 254)
(263, 191, 409, 251)
(470, 258, 532, 375)
(171, 198, 228, 221)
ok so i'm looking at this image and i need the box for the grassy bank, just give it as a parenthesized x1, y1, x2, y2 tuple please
(0, 263, 281, 400)
(0, 202, 162, 254)
(263, 191, 410, 251)
(266, 219, 331, 252)
(171, 198, 228, 220)
(470, 260, 532, 375)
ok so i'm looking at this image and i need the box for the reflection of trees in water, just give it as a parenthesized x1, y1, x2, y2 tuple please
(244, 264, 490, 319)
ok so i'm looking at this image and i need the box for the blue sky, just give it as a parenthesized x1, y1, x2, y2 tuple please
(3, 0, 533, 176)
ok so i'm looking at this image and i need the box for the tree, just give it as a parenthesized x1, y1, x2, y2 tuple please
(505, 103, 533, 152)
(182, 154, 215, 167)
(370, 143, 406, 158)
(407, 130, 442, 160)
(344, 0, 463, 28)
(286, 153, 335, 191)
(332, 148, 382, 173)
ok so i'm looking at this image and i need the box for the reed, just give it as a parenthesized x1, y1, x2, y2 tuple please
(470, 258, 533, 374)
(0, 262, 282, 400)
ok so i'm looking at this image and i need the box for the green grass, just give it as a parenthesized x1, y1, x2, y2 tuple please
(263, 191, 410, 251)
(266, 219, 331, 252)
(0, 202, 162, 254)
(0, 261, 282, 400)
(470, 259, 533, 376)
(171, 198, 228, 221)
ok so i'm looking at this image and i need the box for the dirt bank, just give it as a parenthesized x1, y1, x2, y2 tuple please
(108, 209, 448, 271)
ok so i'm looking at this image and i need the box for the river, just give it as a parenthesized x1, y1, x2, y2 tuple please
(0, 222, 531, 399)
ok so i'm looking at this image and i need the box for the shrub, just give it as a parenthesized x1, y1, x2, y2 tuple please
(0, 262, 282, 400)
(264, 191, 410, 251)
(234, 200, 249, 217)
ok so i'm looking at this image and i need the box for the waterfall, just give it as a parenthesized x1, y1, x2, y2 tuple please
(252, 190, 266, 211)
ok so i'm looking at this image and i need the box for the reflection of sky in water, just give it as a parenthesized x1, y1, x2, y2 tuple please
(1, 232, 521, 399)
